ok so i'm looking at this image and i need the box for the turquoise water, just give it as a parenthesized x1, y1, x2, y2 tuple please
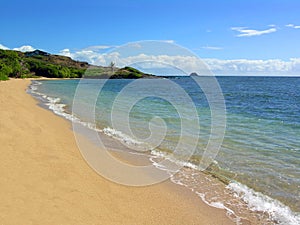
(29, 76, 300, 224)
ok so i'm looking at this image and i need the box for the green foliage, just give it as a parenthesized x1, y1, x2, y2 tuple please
(0, 74, 9, 80)
(84, 67, 106, 77)
(0, 49, 149, 80)
(0, 49, 87, 79)
(113, 66, 145, 78)
(0, 63, 12, 80)
(0, 50, 22, 78)
(123, 66, 140, 73)
(23, 56, 85, 78)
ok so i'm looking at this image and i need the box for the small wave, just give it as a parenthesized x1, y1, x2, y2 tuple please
(150, 149, 199, 170)
(227, 182, 300, 225)
(148, 150, 243, 223)
(27, 80, 41, 93)
(28, 81, 149, 151)
(149, 148, 300, 224)
(102, 127, 143, 146)
(28, 81, 101, 132)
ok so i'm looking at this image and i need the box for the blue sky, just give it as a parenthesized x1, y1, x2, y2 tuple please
(1, 0, 300, 75)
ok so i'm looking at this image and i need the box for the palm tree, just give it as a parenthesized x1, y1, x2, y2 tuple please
(109, 61, 115, 73)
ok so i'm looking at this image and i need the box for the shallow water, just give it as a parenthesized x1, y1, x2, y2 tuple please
(29, 76, 300, 224)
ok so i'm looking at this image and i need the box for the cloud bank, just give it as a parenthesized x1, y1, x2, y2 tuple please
(58, 48, 300, 76)
(2, 44, 300, 75)
(204, 58, 300, 75)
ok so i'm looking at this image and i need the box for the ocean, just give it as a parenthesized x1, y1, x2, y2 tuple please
(28, 76, 300, 225)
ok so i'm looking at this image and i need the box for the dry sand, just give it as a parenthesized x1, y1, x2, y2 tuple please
(0, 79, 234, 225)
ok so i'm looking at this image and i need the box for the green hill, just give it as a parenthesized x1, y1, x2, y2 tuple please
(0, 49, 154, 80)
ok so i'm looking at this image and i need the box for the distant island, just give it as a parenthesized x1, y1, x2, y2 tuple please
(190, 72, 199, 76)
(0, 49, 156, 80)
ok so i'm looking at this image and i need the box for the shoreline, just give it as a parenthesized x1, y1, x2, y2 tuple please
(0, 78, 235, 224)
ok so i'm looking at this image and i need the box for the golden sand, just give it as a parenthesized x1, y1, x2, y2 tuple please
(0, 79, 234, 224)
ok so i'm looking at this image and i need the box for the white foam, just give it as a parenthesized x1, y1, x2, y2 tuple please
(149, 148, 300, 225)
(227, 182, 300, 225)
(27, 81, 40, 94)
(102, 127, 143, 146)
(193, 190, 240, 223)
(29, 82, 151, 151)
(28, 81, 101, 132)
(148, 149, 242, 222)
(150, 149, 199, 170)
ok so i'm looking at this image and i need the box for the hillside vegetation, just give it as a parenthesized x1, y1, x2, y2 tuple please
(0, 49, 154, 80)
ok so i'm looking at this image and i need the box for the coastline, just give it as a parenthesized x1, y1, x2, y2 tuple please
(0, 78, 234, 224)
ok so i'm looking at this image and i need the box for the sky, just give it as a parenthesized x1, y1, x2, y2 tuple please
(1, 0, 300, 75)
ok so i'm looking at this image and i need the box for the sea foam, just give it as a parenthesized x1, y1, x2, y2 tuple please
(227, 182, 300, 225)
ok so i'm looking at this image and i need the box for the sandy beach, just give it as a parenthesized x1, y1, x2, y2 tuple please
(0, 79, 234, 225)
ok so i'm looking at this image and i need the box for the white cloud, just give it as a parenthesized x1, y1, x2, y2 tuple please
(83, 45, 114, 51)
(116, 54, 209, 75)
(59, 48, 72, 57)
(204, 58, 300, 75)
(161, 40, 175, 44)
(59, 48, 115, 66)
(285, 24, 300, 29)
(0, 44, 9, 50)
(201, 46, 223, 50)
(58, 48, 208, 75)
(231, 27, 277, 37)
(154, 40, 175, 44)
(58, 46, 300, 75)
(126, 43, 142, 48)
(13, 45, 36, 52)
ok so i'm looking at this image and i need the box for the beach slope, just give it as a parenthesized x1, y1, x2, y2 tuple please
(0, 79, 233, 225)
